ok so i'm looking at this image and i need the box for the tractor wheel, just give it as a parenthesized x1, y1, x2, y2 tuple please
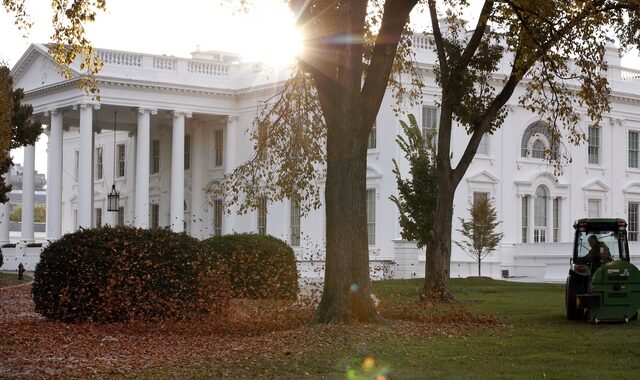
(566, 275, 588, 320)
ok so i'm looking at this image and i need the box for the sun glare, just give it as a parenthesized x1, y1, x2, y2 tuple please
(230, 3, 303, 67)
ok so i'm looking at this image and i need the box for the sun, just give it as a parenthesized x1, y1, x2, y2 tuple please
(229, 3, 303, 67)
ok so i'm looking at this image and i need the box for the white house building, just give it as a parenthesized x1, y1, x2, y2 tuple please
(3, 37, 640, 281)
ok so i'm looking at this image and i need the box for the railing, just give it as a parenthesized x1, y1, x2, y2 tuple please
(621, 69, 640, 81)
(187, 61, 230, 76)
(96, 50, 142, 67)
(412, 34, 433, 50)
(95, 49, 232, 77)
(153, 57, 177, 71)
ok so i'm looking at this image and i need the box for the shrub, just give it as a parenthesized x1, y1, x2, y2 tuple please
(32, 226, 229, 323)
(202, 234, 298, 300)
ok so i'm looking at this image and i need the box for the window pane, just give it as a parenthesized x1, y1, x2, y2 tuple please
(422, 106, 438, 149)
(522, 196, 529, 243)
(257, 197, 267, 235)
(588, 199, 600, 218)
(95, 208, 102, 228)
(213, 199, 223, 237)
(117, 143, 126, 177)
(151, 140, 160, 173)
(553, 198, 560, 242)
(629, 202, 639, 241)
(290, 200, 301, 246)
(630, 131, 639, 168)
(117, 206, 125, 226)
(95, 147, 103, 180)
(367, 189, 376, 245)
(473, 192, 488, 206)
(367, 121, 377, 150)
(215, 130, 224, 167)
(184, 135, 191, 170)
(477, 134, 489, 155)
(588, 126, 600, 165)
(531, 139, 546, 159)
(151, 204, 159, 229)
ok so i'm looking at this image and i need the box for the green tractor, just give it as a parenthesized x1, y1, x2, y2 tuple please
(565, 218, 640, 323)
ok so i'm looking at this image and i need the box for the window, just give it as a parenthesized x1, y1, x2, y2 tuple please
(534, 186, 548, 243)
(213, 199, 223, 237)
(422, 106, 438, 149)
(522, 195, 529, 243)
(150, 204, 159, 229)
(629, 202, 639, 241)
(214, 130, 224, 167)
(95, 147, 103, 180)
(74, 209, 77, 229)
(531, 138, 546, 159)
(184, 135, 191, 170)
(367, 121, 377, 150)
(117, 206, 125, 226)
(553, 197, 560, 243)
(257, 197, 267, 235)
(290, 200, 301, 246)
(588, 199, 601, 218)
(95, 208, 102, 228)
(520, 121, 558, 159)
(74, 151, 79, 180)
(477, 134, 489, 155)
(367, 189, 376, 245)
(588, 126, 600, 165)
(151, 139, 160, 174)
(630, 131, 639, 168)
(117, 143, 126, 177)
(473, 192, 489, 206)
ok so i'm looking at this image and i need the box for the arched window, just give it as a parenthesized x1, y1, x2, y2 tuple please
(521, 121, 558, 159)
(534, 185, 548, 242)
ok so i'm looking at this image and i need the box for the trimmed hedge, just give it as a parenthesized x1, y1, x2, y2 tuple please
(32, 226, 229, 323)
(202, 234, 298, 300)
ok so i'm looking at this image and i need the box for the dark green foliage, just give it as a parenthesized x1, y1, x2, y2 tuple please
(202, 233, 298, 300)
(0, 250, 3, 268)
(390, 114, 438, 249)
(32, 226, 229, 323)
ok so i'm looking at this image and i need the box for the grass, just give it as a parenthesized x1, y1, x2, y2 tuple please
(0, 271, 32, 287)
(135, 278, 640, 379)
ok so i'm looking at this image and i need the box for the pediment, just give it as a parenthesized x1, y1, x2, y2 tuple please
(583, 179, 610, 192)
(367, 164, 382, 179)
(623, 181, 640, 195)
(466, 170, 499, 184)
(10, 44, 78, 92)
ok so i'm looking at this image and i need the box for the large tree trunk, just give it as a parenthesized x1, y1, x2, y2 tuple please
(312, 112, 380, 324)
(422, 172, 456, 302)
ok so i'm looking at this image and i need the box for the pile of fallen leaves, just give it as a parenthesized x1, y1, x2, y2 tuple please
(1, 283, 502, 378)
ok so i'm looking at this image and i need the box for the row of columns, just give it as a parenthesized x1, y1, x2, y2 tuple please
(0, 103, 236, 243)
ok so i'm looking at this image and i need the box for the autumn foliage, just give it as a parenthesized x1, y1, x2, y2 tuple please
(202, 234, 298, 300)
(32, 226, 230, 322)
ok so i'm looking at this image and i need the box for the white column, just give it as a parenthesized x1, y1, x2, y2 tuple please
(170, 111, 191, 232)
(77, 103, 97, 228)
(134, 108, 155, 228)
(46, 110, 63, 239)
(0, 198, 10, 244)
(21, 144, 35, 241)
(223, 115, 238, 234)
(190, 123, 209, 238)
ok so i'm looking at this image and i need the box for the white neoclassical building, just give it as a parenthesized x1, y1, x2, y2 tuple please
(3, 38, 640, 281)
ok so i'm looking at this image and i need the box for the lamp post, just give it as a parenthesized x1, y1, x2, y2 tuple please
(107, 111, 120, 212)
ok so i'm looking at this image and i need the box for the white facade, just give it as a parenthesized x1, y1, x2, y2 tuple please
(3, 40, 640, 281)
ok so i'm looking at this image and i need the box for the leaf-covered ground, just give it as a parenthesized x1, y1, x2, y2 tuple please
(0, 282, 499, 378)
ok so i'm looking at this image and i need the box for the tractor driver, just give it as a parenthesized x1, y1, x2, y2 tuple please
(585, 235, 612, 269)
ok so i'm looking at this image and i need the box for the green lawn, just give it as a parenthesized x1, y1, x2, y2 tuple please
(137, 278, 640, 379)
(0, 271, 32, 287)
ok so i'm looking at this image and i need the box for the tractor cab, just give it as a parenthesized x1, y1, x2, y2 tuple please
(571, 218, 630, 276)
(566, 218, 640, 323)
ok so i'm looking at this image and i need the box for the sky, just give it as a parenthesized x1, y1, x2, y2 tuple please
(2, 1, 639, 177)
